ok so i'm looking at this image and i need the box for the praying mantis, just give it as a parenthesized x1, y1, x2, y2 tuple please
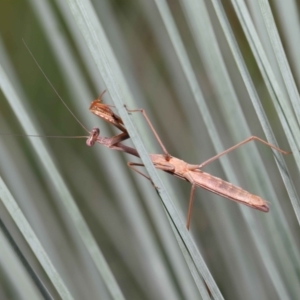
(88, 93, 291, 229)
(20, 43, 291, 229)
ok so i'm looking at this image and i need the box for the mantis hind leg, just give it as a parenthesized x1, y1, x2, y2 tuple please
(189, 136, 291, 170)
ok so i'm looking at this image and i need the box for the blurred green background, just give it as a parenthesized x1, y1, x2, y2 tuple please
(0, 0, 300, 299)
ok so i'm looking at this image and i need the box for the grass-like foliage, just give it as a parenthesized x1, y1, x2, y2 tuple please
(0, 0, 299, 299)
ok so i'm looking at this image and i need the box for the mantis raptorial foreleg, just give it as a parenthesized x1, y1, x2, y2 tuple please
(90, 92, 128, 134)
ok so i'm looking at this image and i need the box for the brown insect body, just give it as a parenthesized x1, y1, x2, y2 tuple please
(149, 154, 269, 213)
(188, 169, 269, 212)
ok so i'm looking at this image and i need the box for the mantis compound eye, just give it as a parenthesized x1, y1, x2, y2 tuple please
(86, 127, 100, 147)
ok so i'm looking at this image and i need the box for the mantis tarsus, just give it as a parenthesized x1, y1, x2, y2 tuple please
(89, 97, 291, 229)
